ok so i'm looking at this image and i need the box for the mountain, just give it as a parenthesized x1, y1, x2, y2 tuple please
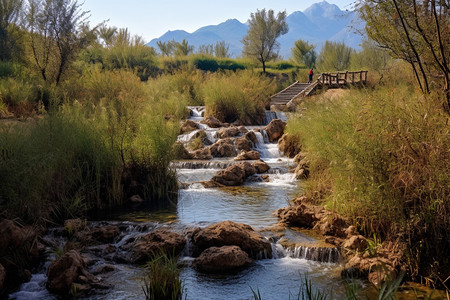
(147, 1, 364, 58)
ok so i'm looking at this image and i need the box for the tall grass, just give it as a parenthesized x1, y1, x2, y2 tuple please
(202, 70, 276, 124)
(287, 86, 449, 284)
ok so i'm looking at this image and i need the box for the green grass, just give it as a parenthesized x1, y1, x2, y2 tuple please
(286, 85, 449, 285)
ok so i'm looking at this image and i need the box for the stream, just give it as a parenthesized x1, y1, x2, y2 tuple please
(10, 107, 349, 300)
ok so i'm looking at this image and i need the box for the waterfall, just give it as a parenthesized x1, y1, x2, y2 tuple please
(264, 111, 289, 125)
(188, 106, 205, 118)
(254, 131, 281, 159)
(284, 245, 341, 263)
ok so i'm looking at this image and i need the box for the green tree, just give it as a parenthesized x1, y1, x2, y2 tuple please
(291, 39, 316, 68)
(316, 41, 354, 72)
(156, 40, 174, 56)
(25, 0, 91, 84)
(242, 9, 288, 73)
(173, 39, 193, 57)
(98, 24, 117, 47)
(350, 39, 391, 80)
(197, 44, 214, 56)
(0, 0, 23, 61)
(214, 41, 230, 58)
(358, 0, 450, 112)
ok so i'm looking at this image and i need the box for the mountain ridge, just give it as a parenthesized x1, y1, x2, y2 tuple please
(147, 1, 364, 58)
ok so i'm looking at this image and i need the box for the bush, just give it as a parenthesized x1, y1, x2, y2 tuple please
(287, 86, 449, 283)
(202, 70, 276, 124)
(192, 56, 219, 72)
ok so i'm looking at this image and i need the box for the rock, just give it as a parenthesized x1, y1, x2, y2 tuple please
(192, 221, 272, 259)
(209, 138, 237, 157)
(265, 119, 286, 142)
(342, 235, 368, 252)
(278, 133, 301, 158)
(92, 264, 115, 275)
(235, 136, 252, 152)
(234, 150, 260, 161)
(237, 126, 248, 134)
(47, 250, 95, 295)
(253, 161, 270, 174)
(201, 116, 226, 128)
(261, 174, 270, 182)
(0, 264, 5, 291)
(199, 181, 224, 188)
(193, 246, 253, 272)
(345, 226, 358, 238)
(217, 127, 241, 138)
(173, 142, 193, 159)
(128, 194, 144, 204)
(276, 203, 322, 227)
(125, 229, 186, 264)
(91, 226, 120, 244)
(238, 162, 257, 177)
(191, 147, 212, 160)
(313, 215, 348, 238)
(210, 164, 246, 186)
(180, 119, 199, 134)
(244, 131, 258, 146)
(294, 164, 310, 179)
(343, 254, 396, 286)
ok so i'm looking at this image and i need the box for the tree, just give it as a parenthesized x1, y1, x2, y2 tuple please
(173, 39, 193, 57)
(242, 9, 288, 73)
(98, 24, 117, 47)
(350, 39, 391, 80)
(291, 39, 316, 68)
(156, 40, 174, 56)
(316, 41, 354, 72)
(358, 0, 450, 112)
(214, 41, 230, 58)
(0, 0, 23, 61)
(25, 0, 91, 84)
(197, 44, 214, 56)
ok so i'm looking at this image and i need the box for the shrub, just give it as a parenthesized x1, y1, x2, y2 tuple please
(287, 86, 449, 283)
(192, 56, 219, 72)
(202, 70, 276, 124)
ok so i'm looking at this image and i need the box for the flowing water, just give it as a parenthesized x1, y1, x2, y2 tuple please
(13, 108, 440, 299)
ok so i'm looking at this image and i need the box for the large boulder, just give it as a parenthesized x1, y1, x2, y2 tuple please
(192, 221, 272, 259)
(278, 133, 301, 158)
(190, 148, 212, 160)
(253, 161, 270, 174)
(209, 138, 237, 157)
(217, 127, 241, 139)
(123, 229, 186, 264)
(46, 250, 96, 295)
(276, 203, 322, 228)
(244, 131, 258, 146)
(173, 142, 193, 159)
(73, 225, 120, 245)
(201, 116, 226, 128)
(180, 120, 199, 134)
(193, 246, 253, 272)
(235, 136, 252, 152)
(342, 235, 368, 252)
(234, 150, 260, 161)
(210, 164, 246, 186)
(265, 119, 286, 142)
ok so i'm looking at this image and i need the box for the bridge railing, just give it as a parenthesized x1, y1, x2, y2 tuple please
(318, 71, 368, 86)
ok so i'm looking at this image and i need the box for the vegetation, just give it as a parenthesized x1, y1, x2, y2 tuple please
(286, 84, 449, 286)
(142, 252, 185, 300)
(242, 9, 288, 73)
(315, 41, 354, 72)
(291, 39, 317, 69)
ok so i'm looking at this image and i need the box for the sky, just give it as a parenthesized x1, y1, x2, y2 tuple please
(82, 0, 355, 43)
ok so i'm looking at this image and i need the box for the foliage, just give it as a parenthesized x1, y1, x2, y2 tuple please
(287, 87, 449, 284)
(0, 0, 23, 61)
(242, 9, 288, 73)
(350, 40, 390, 78)
(202, 70, 276, 124)
(357, 0, 450, 111)
(142, 252, 184, 300)
(316, 41, 354, 72)
(291, 39, 317, 68)
(173, 39, 194, 57)
(157, 40, 175, 57)
(25, 0, 92, 84)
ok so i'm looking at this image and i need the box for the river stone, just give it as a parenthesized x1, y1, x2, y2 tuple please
(180, 119, 199, 134)
(47, 250, 96, 295)
(253, 161, 270, 174)
(193, 246, 253, 272)
(235, 136, 252, 152)
(201, 116, 226, 128)
(191, 147, 212, 160)
(210, 164, 246, 186)
(245, 131, 258, 146)
(74, 225, 120, 244)
(192, 221, 272, 259)
(342, 235, 368, 252)
(125, 229, 186, 264)
(276, 204, 321, 228)
(234, 150, 260, 161)
(217, 126, 241, 138)
(265, 119, 286, 142)
(278, 133, 301, 158)
(209, 138, 237, 157)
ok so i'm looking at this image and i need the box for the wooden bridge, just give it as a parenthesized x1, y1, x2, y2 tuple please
(270, 71, 368, 108)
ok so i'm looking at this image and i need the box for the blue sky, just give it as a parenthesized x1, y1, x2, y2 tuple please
(82, 0, 355, 43)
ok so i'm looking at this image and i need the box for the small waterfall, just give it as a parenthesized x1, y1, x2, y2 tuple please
(284, 246, 341, 263)
(188, 106, 205, 118)
(177, 129, 201, 142)
(254, 131, 281, 159)
(264, 111, 277, 125)
(171, 160, 235, 169)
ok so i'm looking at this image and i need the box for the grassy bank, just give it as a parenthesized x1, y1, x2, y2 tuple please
(287, 86, 449, 285)
(0, 69, 185, 224)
